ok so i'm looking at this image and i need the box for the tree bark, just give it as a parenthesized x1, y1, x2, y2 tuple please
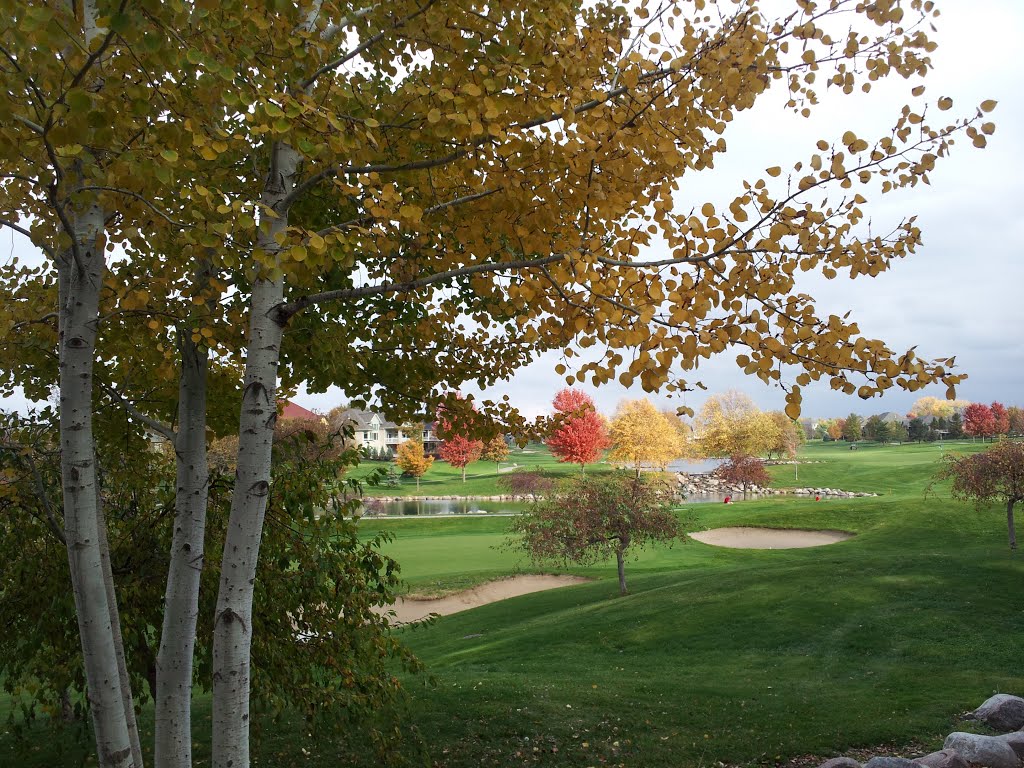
(155, 334, 209, 768)
(616, 547, 627, 595)
(211, 142, 297, 768)
(96, 488, 145, 768)
(59, 199, 136, 768)
(1007, 499, 1017, 551)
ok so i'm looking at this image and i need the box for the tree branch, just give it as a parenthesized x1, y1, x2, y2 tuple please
(274, 251, 568, 324)
(300, 1, 436, 90)
(0, 217, 55, 259)
(98, 381, 177, 442)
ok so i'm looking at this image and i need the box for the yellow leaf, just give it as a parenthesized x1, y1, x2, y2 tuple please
(937, 96, 953, 111)
(980, 99, 998, 113)
(766, 166, 781, 177)
(427, 108, 442, 124)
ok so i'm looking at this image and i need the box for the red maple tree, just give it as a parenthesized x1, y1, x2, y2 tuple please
(547, 388, 609, 472)
(437, 434, 484, 482)
(991, 402, 1010, 437)
(963, 403, 997, 441)
(436, 399, 484, 482)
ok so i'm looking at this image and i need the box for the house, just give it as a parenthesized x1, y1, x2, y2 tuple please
(279, 401, 319, 421)
(330, 408, 440, 457)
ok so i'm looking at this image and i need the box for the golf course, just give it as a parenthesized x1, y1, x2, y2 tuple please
(5, 439, 1023, 767)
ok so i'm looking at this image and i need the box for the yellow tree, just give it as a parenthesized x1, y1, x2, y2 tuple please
(395, 439, 434, 491)
(695, 392, 779, 458)
(910, 396, 972, 419)
(765, 411, 804, 460)
(609, 399, 685, 476)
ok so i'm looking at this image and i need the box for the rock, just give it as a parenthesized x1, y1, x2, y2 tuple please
(916, 751, 969, 768)
(865, 758, 925, 768)
(943, 732, 1021, 768)
(819, 759, 863, 768)
(974, 695, 1024, 732)
(998, 732, 1024, 760)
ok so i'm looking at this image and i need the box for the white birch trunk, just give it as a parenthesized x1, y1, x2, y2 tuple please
(96, 491, 145, 767)
(59, 199, 136, 768)
(211, 143, 298, 768)
(155, 334, 209, 768)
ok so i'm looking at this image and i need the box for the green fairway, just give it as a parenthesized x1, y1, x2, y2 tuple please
(355, 443, 613, 497)
(5, 439, 1021, 767)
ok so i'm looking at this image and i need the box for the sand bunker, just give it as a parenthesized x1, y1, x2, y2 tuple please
(378, 574, 589, 624)
(690, 527, 854, 549)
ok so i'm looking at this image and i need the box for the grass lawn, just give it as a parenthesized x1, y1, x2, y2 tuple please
(355, 443, 613, 497)
(5, 439, 1021, 767)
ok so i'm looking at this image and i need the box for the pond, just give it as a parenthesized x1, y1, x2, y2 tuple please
(666, 458, 725, 474)
(364, 491, 738, 517)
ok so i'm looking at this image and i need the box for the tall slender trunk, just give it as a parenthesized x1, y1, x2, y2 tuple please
(462, 466, 467, 482)
(55, 4, 141, 764)
(615, 547, 627, 596)
(59, 200, 135, 768)
(211, 142, 297, 768)
(1007, 499, 1017, 551)
(155, 334, 209, 768)
(96, 490, 145, 768)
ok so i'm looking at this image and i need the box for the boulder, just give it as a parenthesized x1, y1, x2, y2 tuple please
(999, 732, 1024, 760)
(943, 732, 1021, 768)
(819, 759, 863, 768)
(865, 758, 924, 768)
(916, 751, 969, 768)
(974, 695, 1024, 732)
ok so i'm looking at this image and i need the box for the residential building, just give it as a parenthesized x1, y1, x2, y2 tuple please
(331, 408, 439, 457)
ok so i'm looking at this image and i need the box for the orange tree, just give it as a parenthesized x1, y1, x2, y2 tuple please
(0, 2, 995, 767)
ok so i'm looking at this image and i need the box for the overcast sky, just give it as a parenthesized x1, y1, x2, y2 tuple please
(298, 0, 1024, 421)
(4, 1, 1022, 424)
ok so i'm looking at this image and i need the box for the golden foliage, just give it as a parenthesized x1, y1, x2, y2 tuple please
(608, 399, 686, 473)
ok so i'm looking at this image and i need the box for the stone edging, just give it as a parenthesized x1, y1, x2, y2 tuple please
(816, 693, 1024, 768)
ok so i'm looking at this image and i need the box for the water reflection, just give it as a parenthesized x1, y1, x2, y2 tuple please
(365, 492, 732, 517)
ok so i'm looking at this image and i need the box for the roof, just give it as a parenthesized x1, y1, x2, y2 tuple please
(279, 401, 319, 421)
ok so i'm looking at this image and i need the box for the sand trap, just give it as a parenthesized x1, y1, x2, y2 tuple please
(377, 574, 589, 624)
(690, 527, 854, 549)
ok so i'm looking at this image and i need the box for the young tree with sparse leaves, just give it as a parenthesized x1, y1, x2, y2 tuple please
(510, 472, 680, 595)
(715, 454, 773, 495)
(0, 2, 997, 766)
(936, 441, 1024, 550)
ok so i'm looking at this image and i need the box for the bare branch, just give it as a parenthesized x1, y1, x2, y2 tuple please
(98, 381, 177, 442)
(274, 251, 568, 324)
(70, 186, 190, 228)
(313, 186, 501, 238)
(301, 1, 436, 90)
(0, 217, 55, 259)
